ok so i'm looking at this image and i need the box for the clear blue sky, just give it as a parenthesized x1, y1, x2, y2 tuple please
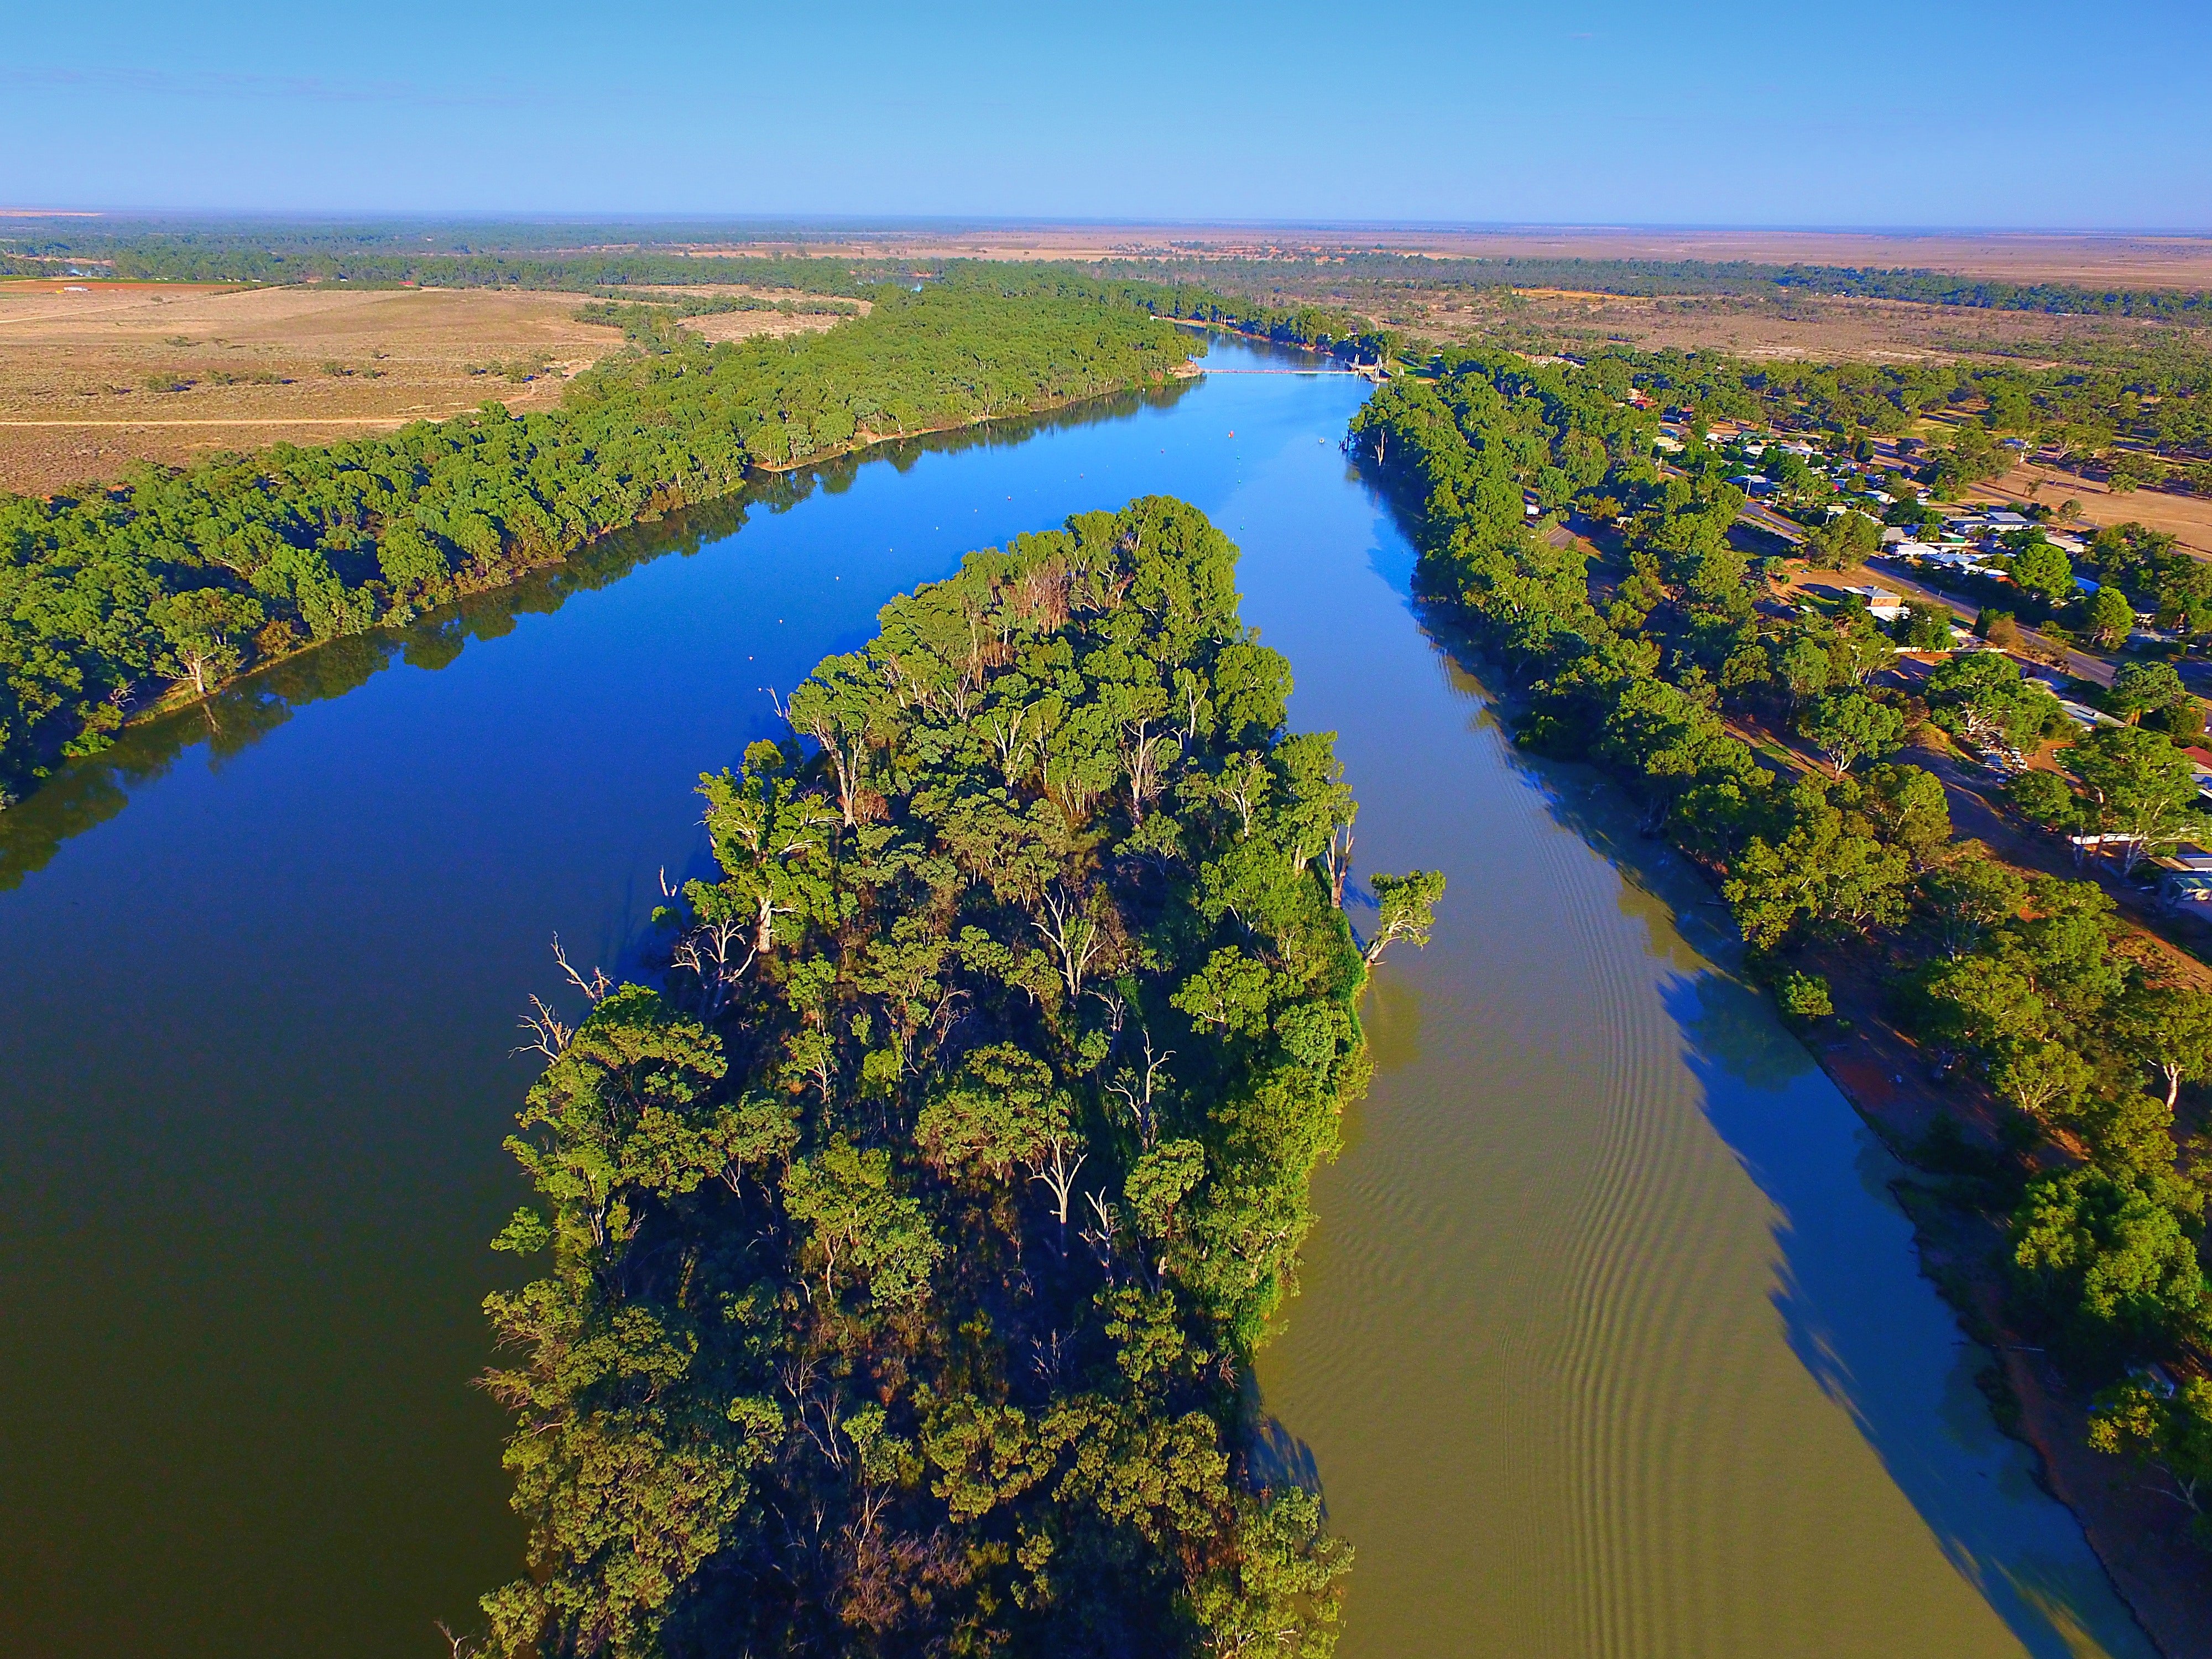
(6, 0, 2208, 228)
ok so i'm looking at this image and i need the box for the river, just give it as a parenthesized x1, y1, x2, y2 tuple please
(0, 337, 2155, 1658)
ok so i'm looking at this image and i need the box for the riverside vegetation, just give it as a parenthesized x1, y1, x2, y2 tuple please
(1350, 353, 2212, 1558)
(0, 274, 1201, 803)
(481, 497, 1440, 1657)
(0, 260, 1408, 808)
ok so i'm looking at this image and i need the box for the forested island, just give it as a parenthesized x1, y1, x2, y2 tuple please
(481, 497, 1438, 1656)
(1351, 354, 2212, 1612)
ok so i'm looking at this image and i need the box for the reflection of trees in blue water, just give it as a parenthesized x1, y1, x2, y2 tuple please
(0, 378, 1201, 893)
(1668, 968, 2156, 1659)
(1353, 486, 2154, 1656)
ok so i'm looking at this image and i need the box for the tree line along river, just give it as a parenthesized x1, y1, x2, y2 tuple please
(0, 337, 2157, 1658)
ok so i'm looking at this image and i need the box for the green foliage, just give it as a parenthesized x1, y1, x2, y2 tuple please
(2107, 659, 2191, 724)
(2067, 724, 2201, 874)
(2005, 768, 2084, 832)
(2089, 1377, 2212, 1535)
(1347, 348, 2212, 1468)
(1896, 602, 1956, 650)
(2085, 585, 2136, 649)
(1923, 650, 2061, 750)
(0, 277, 1198, 800)
(1363, 870, 1447, 964)
(2005, 538, 2074, 607)
(1802, 511, 1880, 571)
(2012, 1166, 2206, 1352)
(1776, 971, 1833, 1021)
(485, 499, 1383, 1654)
(1799, 690, 1904, 778)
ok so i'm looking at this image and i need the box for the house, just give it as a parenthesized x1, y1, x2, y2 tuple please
(1987, 509, 2031, 528)
(2155, 855, 2212, 909)
(1727, 473, 1775, 495)
(2057, 698, 2124, 731)
(1911, 547, 1999, 577)
(1844, 585, 1908, 622)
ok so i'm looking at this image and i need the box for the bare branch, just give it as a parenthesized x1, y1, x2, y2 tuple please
(549, 935, 612, 1004)
(1025, 1134, 1085, 1230)
(512, 994, 573, 1061)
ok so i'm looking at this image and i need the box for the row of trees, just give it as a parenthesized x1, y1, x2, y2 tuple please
(483, 497, 1440, 1655)
(1350, 353, 2212, 1543)
(0, 275, 1205, 803)
(1624, 345, 2212, 492)
(1081, 251, 2212, 328)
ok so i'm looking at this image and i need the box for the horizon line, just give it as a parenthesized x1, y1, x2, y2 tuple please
(5, 210, 2212, 239)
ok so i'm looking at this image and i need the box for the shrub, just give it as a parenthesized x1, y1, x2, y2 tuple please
(1778, 971, 1834, 1021)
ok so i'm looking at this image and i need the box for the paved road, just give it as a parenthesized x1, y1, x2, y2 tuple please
(1729, 498, 2119, 690)
(1858, 555, 2117, 689)
(1738, 498, 1808, 544)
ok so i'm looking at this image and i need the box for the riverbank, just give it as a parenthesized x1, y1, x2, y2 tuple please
(1422, 594, 2201, 1653)
(1802, 936, 2212, 1659)
(744, 361, 1199, 473)
(15, 353, 1203, 807)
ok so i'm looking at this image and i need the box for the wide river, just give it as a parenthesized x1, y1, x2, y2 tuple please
(0, 338, 2157, 1658)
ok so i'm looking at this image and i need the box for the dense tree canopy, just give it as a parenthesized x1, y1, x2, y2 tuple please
(1348, 351, 2212, 1546)
(485, 498, 1439, 1656)
(0, 278, 1202, 801)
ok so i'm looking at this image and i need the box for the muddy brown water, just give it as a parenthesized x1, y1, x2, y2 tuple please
(0, 338, 2154, 1657)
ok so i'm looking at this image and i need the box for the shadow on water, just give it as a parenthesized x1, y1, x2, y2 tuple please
(1483, 678, 2146, 1655)
(1244, 1391, 1328, 1509)
(1340, 474, 2152, 1656)
(1667, 966, 2153, 1658)
(0, 375, 1198, 893)
(1463, 680, 2146, 1656)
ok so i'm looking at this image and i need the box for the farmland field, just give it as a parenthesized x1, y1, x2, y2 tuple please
(0, 281, 848, 494)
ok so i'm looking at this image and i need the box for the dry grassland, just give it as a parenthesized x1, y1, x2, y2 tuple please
(633, 286, 872, 345)
(1965, 463, 2212, 560)
(682, 226, 2212, 290)
(0, 281, 852, 495)
(1417, 287, 2188, 366)
(0, 281, 618, 493)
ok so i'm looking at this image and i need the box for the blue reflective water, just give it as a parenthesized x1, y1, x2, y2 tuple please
(0, 339, 2151, 1658)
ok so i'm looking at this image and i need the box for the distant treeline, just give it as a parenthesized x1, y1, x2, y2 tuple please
(1093, 252, 2212, 327)
(111, 244, 867, 293)
(14, 221, 2199, 328)
(928, 264, 1395, 364)
(0, 273, 1200, 801)
(0, 215, 851, 265)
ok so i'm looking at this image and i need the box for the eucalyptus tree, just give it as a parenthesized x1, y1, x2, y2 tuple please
(486, 498, 1431, 1656)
